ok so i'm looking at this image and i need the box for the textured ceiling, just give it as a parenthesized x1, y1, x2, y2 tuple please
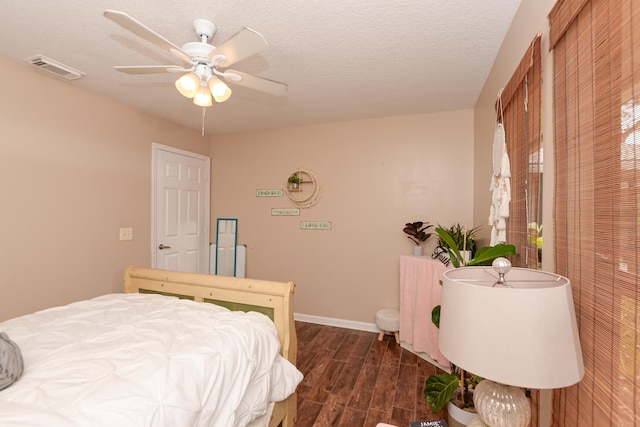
(0, 1, 522, 134)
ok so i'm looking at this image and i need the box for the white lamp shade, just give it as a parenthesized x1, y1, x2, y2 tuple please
(438, 266, 584, 389)
(193, 85, 212, 107)
(175, 73, 200, 98)
(208, 77, 232, 102)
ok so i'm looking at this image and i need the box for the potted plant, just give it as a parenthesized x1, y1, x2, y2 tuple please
(425, 292, 483, 426)
(436, 223, 480, 263)
(287, 172, 302, 189)
(424, 363, 482, 426)
(435, 226, 516, 268)
(425, 235, 516, 426)
(403, 221, 434, 256)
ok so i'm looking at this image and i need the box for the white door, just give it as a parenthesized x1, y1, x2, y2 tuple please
(152, 143, 210, 273)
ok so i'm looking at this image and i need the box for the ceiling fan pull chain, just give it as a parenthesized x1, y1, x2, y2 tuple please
(201, 107, 206, 136)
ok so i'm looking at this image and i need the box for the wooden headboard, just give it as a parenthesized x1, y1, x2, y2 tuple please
(123, 265, 297, 365)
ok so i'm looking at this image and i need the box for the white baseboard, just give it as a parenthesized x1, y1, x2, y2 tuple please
(294, 312, 379, 333)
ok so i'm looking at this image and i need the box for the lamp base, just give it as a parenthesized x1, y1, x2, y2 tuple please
(467, 416, 489, 427)
(473, 380, 531, 427)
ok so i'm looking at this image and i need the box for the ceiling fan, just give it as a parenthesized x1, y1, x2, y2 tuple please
(103, 9, 287, 107)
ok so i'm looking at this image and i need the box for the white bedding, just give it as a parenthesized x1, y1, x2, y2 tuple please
(0, 293, 302, 427)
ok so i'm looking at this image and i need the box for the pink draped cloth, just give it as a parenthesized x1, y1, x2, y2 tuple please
(399, 255, 452, 367)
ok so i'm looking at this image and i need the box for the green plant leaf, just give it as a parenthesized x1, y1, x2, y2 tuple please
(446, 247, 461, 268)
(466, 244, 517, 266)
(424, 373, 459, 413)
(435, 227, 463, 266)
(431, 305, 441, 328)
(288, 173, 302, 184)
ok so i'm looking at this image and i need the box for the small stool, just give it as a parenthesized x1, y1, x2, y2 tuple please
(375, 308, 399, 342)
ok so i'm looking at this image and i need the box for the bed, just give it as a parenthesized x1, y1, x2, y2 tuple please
(0, 265, 302, 427)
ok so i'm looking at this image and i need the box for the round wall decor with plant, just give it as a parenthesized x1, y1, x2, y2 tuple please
(285, 168, 321, 208)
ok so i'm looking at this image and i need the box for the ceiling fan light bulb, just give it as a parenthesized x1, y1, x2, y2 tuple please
(193, 85, 212, 107)
(209, 78, 232, 102)
(175, 73, 200, 98)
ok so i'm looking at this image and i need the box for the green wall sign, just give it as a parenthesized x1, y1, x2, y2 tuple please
(271, 208, 300, 216)
(256, 189, 284, 197)
(300, 221, 332, 230)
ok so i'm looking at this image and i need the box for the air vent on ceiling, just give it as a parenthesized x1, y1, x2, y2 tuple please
(23, 55, 86, 80)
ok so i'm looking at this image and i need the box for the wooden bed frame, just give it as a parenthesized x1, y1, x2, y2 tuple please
(124, 265, 298, 427)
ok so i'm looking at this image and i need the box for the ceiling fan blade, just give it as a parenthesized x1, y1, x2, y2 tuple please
(223, 70, 287, 96)
(104, 10, 191, 64)
(114, 65, 191, 74)
(208, 28, 268, 67)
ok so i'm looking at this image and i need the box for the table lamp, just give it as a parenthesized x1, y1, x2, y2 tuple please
(438, 258, 584, 427)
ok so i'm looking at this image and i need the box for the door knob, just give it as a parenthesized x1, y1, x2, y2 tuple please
(158, 244, 171, 250)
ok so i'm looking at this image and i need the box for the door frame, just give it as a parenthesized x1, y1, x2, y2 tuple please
(151, 142, 211, 271)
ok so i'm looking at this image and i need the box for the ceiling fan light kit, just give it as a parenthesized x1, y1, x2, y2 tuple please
(173, 63, 231, 106)
(209, 77, 232, 102)
(103, 9, 287, 110)
(175, 72, 200, 98)
(194, 85, 213, 107)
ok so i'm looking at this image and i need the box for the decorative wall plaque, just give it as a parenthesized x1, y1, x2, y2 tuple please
(256, 189, 284, 197)
(285, 168, 321, 208)
(300, 221, 332, 230)
(271, 208, 300, 216)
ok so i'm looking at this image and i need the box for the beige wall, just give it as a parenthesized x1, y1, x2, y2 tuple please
(1, 55, 475, 325)
(0, 58, 207, 321)
(210, 111, 474, 323)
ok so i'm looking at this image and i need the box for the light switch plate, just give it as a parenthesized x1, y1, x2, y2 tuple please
(119, 227, 133, 241)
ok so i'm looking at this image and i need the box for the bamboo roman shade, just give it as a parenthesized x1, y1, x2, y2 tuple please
(499, 34, 543, 270)
(550, 0, 640, 424)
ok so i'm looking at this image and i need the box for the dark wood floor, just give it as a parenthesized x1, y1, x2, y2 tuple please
(293, 321, 448, 427)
